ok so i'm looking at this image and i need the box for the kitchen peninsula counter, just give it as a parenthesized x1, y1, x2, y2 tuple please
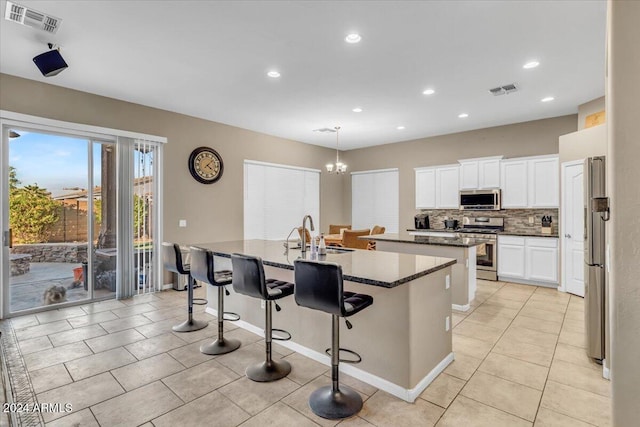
(192, 239, 456, 403)
(363, 233, 484, 311)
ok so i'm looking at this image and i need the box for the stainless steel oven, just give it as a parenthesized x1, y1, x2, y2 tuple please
(457, 217, 504, 281)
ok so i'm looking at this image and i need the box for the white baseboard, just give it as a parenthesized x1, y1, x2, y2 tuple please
(602, 360, 611, 380)
(452, 303, 470, 312)
(498, 277, 559, 288)
(206, 307, 455, 402)
(162, 283, 174, 290)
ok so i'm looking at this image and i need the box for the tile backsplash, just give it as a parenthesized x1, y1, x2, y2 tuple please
(421, 208, 559, 234)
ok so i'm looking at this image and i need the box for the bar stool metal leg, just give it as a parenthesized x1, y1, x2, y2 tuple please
(309, 314, 362, 419)
(200, 286, 241, 354)
(246, 300, 291, 382)
(173, 276, 208, 332)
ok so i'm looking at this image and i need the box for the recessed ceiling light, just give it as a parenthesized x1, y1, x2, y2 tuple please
(458, 113, 469, 118)
(352, 107, 363, 113)
(267, 70, 280, 78)
(541, 96, 555, 102)
(345, 33, 362, 44)
(523, 61, 540, 69)
(397, 126, 405, 130)
(422, 89, 435, 95)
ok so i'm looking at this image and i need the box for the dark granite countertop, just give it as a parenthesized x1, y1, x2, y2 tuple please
(191, 239, 456, 288)
(407, 228, 558, 238)
(364, 233, 489, 248)
(406, 228, 458, 233)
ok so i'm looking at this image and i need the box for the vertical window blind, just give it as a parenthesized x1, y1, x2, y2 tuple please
(352, 168, 399, 233)
(244, 160, 320, 240)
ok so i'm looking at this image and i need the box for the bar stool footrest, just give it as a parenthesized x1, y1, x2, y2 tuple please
(192, 298, 208, 306)
(325, 347, 362, 364)
(222, 311, 240, 321)
(271, 328, 291, 341)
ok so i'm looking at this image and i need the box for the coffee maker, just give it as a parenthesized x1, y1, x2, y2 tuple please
(415, 214, 430, 229)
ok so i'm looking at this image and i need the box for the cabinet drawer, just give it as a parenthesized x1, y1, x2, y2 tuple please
(527, 237, 558, 248)
(498, 236, 525, 246)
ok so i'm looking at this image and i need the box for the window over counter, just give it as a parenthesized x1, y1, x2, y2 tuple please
(352, 168, 399, 233)
(243, 160, 320, 240)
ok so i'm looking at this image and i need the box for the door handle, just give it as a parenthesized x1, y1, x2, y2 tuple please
(565, 234, 572, 238)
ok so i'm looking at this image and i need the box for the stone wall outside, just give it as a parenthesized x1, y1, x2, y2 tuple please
(10, 243, 88, 263)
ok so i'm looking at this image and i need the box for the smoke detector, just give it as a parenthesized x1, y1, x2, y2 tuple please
(4, 1, 62, 34)
(489, 83, 519, 96)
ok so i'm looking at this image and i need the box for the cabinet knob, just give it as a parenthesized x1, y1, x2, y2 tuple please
(565, 234, 571, 238)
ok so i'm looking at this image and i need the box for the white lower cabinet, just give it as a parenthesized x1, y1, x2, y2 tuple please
(526, 238, 559, 283)
(498, 236, 558, 285)
(497, 236, 526, 278)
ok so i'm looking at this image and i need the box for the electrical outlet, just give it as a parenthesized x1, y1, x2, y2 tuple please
(529, 216, 534, 224)
(261, 300, 265, 309)
(445, 316, 451, 331)
(179, 219, 187, 227)
(445, 275, 450, 289)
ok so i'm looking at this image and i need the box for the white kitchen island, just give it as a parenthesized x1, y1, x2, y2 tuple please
(364, 233, 488, 311)
(192, 239, 455, 403)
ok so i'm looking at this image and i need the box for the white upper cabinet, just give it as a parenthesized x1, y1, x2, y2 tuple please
(415, 165, 459, 209)
(528, 156, 559, 208)
(436, 165, 460, 208)
(415, 168, 436, 209)
(501, 159, 529, 208)
(459, 156, 503, 190)
(501, 154, 559, 208)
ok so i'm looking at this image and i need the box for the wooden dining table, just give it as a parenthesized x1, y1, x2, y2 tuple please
(323, 233, 343, 246)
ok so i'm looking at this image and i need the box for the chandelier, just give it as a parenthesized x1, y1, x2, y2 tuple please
(326, 126, 347, 173)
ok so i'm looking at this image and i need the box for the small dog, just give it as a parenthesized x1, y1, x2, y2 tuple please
(43, 285, 67, 305)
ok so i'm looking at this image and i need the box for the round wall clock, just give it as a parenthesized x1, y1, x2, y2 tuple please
(188, 147, 224, 184)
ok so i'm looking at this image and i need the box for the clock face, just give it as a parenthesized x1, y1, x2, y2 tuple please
(188, 147, 224, 184)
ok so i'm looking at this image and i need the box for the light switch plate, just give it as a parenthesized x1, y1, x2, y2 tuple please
(445, 275, 450, 289)
(179, 220, 187, 227)
(445, 316, 450, 331)
(529, 216, 535, 224)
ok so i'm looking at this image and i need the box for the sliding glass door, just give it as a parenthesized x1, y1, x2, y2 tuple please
(1, 128, 119, 315)
(1, 113, 164, 318)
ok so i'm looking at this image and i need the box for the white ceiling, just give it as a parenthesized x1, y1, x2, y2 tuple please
(0, 1, 606, 150)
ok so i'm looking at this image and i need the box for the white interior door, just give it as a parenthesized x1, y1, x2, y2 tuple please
(562, 161, 585, 296)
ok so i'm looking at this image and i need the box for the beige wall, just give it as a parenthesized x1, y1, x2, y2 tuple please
(578, 96, 606, 130)
(0, 73, 347, 245)
(341, 115, 577, 230)
(608, 0, 640, 424)
(559, 124, 607, 164)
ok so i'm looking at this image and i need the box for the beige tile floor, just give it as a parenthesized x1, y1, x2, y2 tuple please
(1, 280, 611, 426)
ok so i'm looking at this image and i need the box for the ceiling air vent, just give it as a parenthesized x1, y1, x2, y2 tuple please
(489, 83, 519, 96)
(4, 1, 62, 34)
(313, 128, 337, 133)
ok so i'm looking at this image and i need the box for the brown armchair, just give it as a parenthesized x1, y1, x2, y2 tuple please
(342, 229, 371, 249)
(329, 224, 352, 235)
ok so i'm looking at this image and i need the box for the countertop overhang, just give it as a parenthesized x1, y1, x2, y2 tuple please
(362, 233, 489, 248)
(406, 229, 559, 238)
(192, 239, 456, 288)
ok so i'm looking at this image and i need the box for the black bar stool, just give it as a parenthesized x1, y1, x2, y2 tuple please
(293, 259, 373, 420)
(190, 246, 241, 355)
(231, 253, 294, 382)
(162, 242, 208, 333)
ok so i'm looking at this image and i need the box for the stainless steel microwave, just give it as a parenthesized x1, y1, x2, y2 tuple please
(459, 189, 501, 210)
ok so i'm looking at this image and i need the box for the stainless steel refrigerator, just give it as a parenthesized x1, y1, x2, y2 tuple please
(584, 156, 609, 362)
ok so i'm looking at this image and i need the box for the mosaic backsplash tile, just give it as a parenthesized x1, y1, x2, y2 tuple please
(420, 208, 559, 234)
